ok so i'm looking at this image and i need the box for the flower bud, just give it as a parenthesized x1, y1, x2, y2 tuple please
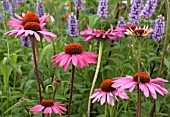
(52, 78, 61, 88)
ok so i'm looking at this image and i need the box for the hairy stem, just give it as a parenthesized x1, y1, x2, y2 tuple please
(88, 41, 104, 117)
(150, 1, 170, 117)
(105, 102, 108, 117)
(31, 38, 42, 103)
(136, 40, 141, 117)
(67, 65, 75, 117)
(52, 87, 57, 100)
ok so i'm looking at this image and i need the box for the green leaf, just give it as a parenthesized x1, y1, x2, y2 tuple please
(3, 102, 21, 115)
(39, 44, 52, 62)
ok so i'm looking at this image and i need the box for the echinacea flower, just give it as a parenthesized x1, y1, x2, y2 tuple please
(124, 26, 154, 36)
(90, 79, 129, 106)
(29, 100, 67, 115)
(112, 72, 169, 99)
(51, 43, 98, 71)
(80, 25, 124, 43)
(5, 12, 56, 42)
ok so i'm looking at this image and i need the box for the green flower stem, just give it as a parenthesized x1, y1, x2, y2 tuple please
(88, 41, 104, 117)
(136, 39, 141, 117)
(67, 64, 75, 117)
(105, 102, 108, 117)
(150, 0, 170, 117)
(31, 38, 42, 103)
(158, 0, 170, 77)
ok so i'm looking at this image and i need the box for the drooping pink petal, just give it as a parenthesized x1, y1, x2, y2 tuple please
(52, 106, 61, 115)
(59, 54, 70, 67)
(139, 83, 149, 97)
(72, 54, 78, 66)
(38, 31, 57, 38)
(145, 83, 157, 99)
(44, 107, 52, 114)
(33, 32, 41, 41)
(100, 93, 106, 105)
(29, 105, 44, 114)
(14, 13, 23, 20)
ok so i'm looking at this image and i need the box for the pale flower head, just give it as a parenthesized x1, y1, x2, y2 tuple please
(124, 26, 154, 37)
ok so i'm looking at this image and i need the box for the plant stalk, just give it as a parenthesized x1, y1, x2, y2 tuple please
(88, 41, 104, 117)
(67, 64, 75, 117)
(31, 38, 42, 103)
(136, 40, 141, 117)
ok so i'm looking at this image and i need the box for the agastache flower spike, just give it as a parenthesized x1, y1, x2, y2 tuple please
(117, 17, 125, 28)
(97, 0, 109, 19)
(36, 0, 45, 18)
(129, 0, 143, 22)
(68, 12, 78, 37)
(2, 0, 10, 11)
(140, 0, 158, 18)
(21, 37, 31, 47)
(17, 0, 23, 4)
(149, 15, 165, 42)
(74, 0, 84, 10)
(12, 0, 18, 9)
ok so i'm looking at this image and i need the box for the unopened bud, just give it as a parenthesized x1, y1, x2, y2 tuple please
(19, 98, 27, 105)
(52, 78, 61, 88)
(3, 57, 10, 65)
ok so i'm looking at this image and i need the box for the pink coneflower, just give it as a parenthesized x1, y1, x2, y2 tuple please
(112, 72, 168, 99)
(29, 100, 67, 115)
(80, 25, 124, 43)
(51, 43, 98, 71)
(90, 79, 129, 106)
(5, 12, 56, 42)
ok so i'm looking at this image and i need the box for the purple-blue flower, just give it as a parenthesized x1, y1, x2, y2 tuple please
(74, 0, 84, 10)
(97, 0, 109, 19)
(149, 15, 165, 42)
(129, 0, 143, 22)
(117, 17, 125, 28)
(2, 0, 10, 11)
(17, 0, 23, 4)
(140, 0, 158, 18)
(12, 0, 18, 8)
(21, 37, 31, 47)
(36, 0, 45, 18)
(68, 12, 78, 37)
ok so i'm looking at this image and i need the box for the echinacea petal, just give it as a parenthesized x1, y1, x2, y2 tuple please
(100, 93, 106, 105)
(139, 83, 149, 97)
(29, 105, 44, 113)
(52, 106, 61, 115)
(44, 107, 52, 114)
(145, 83, 157, 99)
(72, 54, 78, 66)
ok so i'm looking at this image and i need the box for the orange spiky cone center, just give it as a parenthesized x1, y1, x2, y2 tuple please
(64, 43, 83, 54)
(133, 72, 150, 83)
(24, 22, 41, 31)
(41, 100, 54, 107)
(22, 12, 39, 25)
(100, 79, 115, 92)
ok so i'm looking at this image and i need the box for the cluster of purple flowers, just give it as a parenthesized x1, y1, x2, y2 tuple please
(149, 15, 165, 42)
(129, 0, 143, 22)
(36, 0, 45, 18)
(21, 37, 31, 47)
(68, 12, 78, 37)
(97, 0, 109, 18)
(117, 17, 125, 28)
(74, 0, 84, 10)
(140, 0, 158, 18)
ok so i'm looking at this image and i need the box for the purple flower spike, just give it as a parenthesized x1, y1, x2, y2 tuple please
(68, 12, 78, 37)
(129, 0, 143, 22)
(36, 0, 45, 18)
(2, 0, 10, 11)
(149, 15, 165, 42)
(17, 0, 23, 4)
(97, 0, 109, 19)
(140, 0, 158, 18)
(12, 0, 18, 8)
(117, 17, 125, 28)
(21, 37, 31, 47)
(74, 0, 84, 10)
